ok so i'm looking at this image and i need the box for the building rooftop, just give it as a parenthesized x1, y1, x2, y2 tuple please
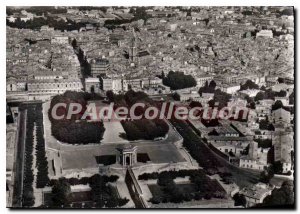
(85, 77, 100, 83)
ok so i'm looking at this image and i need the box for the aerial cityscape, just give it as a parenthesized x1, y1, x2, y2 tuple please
(6, 6, 295, 209)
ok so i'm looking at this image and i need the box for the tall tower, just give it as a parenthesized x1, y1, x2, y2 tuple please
(129, 28, 137, 62)
(249, 141, 258, 159)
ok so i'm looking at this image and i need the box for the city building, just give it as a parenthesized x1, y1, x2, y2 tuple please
(239, 183, 274, 207)
(85, 77, 100, 93)
(256, 30, 273, 39)
(273, 131, 294, 173)
(176, 90, 201, 102)
(90, 58, 110, 78)
(239, 141, 269, 171)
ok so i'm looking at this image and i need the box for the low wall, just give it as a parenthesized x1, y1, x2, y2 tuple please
(150, 198, 235, 208)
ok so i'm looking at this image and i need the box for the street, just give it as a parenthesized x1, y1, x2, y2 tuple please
(170, 119, 260, 188)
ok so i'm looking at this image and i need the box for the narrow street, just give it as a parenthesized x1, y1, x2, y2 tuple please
(170, 119, 260, 188)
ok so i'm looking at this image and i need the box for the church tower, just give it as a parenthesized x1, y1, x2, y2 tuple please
(129, 28, 137, 62)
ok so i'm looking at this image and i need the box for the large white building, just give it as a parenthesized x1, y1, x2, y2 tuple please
(51, 36, 69, 44)
(27, 79, 82, 94)
(219, 84, 240, 94)
(256, 30, 273, 39)
(196, 75, 214, 87)
(176, 90, 201, 102)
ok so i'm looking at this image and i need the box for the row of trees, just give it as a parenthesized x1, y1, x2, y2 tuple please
(162, 71, 197, 90)
(170, 119, 224, 172)
(7, 8, 151, 31)
(76, 7, 108, 13)
(255, 89, 287, 102)
(7, 7, 67, 16)
(21, 102, 51, 206)
(104, 19, 134, 29)
(49, 175, 119, 186)
(35, 103, 50, 188)
(22, 104, 36, 207)
(103, 7, 151, 29)
(139, 169, 203, 180)
(7, 16, 91, 32)
(106, 90, 153, 107)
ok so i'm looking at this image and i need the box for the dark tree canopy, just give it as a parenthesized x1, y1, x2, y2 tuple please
(259, 181, 294, 208)
(233, 193, 246, 207)
(255, 91, 265, 102)
(255, 89, 287, 102)
(51, 178, 71, 207)
(89, 174, 128, 208)
(259, 165, 274, 184)
(259, 117, 275, 131)
(7, 15, 91, 32)
(105, 90, 169, 141)
(276, 90, 287, 97)
(146, 169, 226, 204)
(122, 119, 169, 141)
(278, 77, 285, 83)
(106, 90, 153, 107)
(254, 139, 272, 148)
(240, 80, 259, 91)
(199, 82, 215, 94)
(208, 89, 232, 109)
(280, 8, 294, 16)
(189, 101, 202, 108)
(209, 80, 217, 89)
(272, 100, 284, 111)
(199, 81, 231, 109)
(49, 91, 105, 145)
(163, 71, 196, 90)
(272, 161, 283, 174)
(48, 174, 126, 208)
